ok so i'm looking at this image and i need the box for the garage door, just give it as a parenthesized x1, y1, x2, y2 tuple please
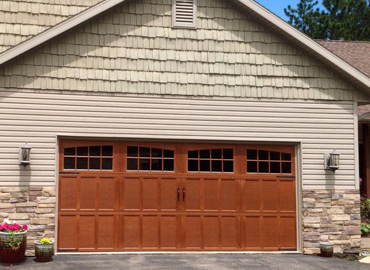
(58, 141, 296, 252)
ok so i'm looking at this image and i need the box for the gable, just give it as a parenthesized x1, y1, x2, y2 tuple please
(0, 0, 369, 102)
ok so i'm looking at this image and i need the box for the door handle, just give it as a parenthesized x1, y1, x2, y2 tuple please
(182, 188, 186, 202)
(177, 188, 180, 202)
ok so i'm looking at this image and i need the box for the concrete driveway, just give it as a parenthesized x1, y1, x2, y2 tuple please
(1, 254, 368, 270)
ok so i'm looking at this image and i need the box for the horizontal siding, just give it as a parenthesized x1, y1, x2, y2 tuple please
(0, 89, 357, 190)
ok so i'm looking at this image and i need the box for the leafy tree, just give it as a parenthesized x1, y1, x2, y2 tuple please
(284, 0, 370, 41)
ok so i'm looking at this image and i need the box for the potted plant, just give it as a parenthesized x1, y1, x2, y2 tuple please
(34, 237, 54, 262)
(0, 222, 28, 263)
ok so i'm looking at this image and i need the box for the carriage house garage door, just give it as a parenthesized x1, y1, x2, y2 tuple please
(58, 141, 297, 252)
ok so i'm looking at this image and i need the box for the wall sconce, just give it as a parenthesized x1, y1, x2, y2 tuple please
(20, 142, 32, 167)
(324, 149, 340, 172)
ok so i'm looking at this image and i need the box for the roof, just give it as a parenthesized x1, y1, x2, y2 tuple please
(1, 0, 370, 97)
(317, 40, 370, 77)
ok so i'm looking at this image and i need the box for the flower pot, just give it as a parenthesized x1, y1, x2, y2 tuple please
(0, 231, 27, 263)
(34, 241, 54, 262)
(320, 242, 334, 257)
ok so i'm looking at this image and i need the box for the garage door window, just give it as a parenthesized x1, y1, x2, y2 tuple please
(63, 145, 113, 171)
(246, 149, 292, 174)
(127, 146, 175, 172)
(188, 148, 234, 173)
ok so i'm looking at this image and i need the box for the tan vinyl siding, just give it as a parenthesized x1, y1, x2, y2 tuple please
(0, 0, 368, 102)
(0, 0, 104, 53)
(0, 89, 356, 189)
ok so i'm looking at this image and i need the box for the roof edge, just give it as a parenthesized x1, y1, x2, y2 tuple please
(0, 0, 127, 66)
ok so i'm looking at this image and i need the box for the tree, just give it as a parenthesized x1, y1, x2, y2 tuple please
(285, 0, 370, 41)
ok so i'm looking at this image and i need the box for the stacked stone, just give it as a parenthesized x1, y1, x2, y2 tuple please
(303, 190, 361, 254)
(0, 186, 56, 256)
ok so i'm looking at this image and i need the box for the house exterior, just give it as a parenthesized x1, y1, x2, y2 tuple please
(317, 40, 370, 198)
(0, 0, 369, 255)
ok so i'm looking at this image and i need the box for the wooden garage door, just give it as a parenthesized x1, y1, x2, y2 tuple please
(58, 141, 296, 252)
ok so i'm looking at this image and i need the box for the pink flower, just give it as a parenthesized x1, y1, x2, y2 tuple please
(3, 223, 8, 229)
(0, 224, 3, 230)
(13, 224, 20, 231)
(8, 225, 14, 231)
(22, 225, 28, 230)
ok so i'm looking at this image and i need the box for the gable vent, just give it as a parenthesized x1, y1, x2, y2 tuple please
(173, 0, 197, 28)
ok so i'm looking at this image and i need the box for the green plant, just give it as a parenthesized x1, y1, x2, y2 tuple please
(361, 222, 370, 236)
(0, 222, 28, 251)
(39, 237, 52, 245)
(361, 199, 370, 219)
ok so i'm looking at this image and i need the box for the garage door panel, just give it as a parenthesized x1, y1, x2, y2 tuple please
(79, 215, 96, 249)
(143, 178, 159, 211)
(203, 216, 219, 248)
(262, 180, 278, 212)
(203, 179, 219, 211)
(121, 215, 141, 249)
(280, 217, 297, 249)
(98, 215, 115, 249)
(184, 216, 202, 249)
(160, 216, 178, 249)
(242, 180, 261, 212)
(220, 179, 238, 211)
(80, 177, 96, 210)
(123, 177, 141, 211)
(221, 216, 238, 248)
(59, 215, 77, 250)
(142, 216, 159, 248)
(60, 176, 78, 211)
(160, 178, 178, 211)
(245, 216, 261, 249)
(98, 177, 116, 210)
(279, 180, 296, 212)
(262, 217, 279, 249)
(185, 178, 201, 211)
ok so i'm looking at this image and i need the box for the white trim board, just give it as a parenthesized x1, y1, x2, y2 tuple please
(0, 0, 369, 96)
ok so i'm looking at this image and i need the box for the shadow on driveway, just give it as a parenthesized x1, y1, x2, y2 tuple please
(1, 254, 368, 270)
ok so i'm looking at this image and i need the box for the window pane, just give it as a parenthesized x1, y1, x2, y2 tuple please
(259, 162, 269, 173)
(102, 158, 113, 170)
(270, 151, 280, 161)
(77, 157, 88, 169)
(139, 159, 150, 170)
(127, 147, 138, 157)
(270, 162, 280, 174)
(151, 159, 162, 171)
(223, 161, 233, 172)
(188, 160, 198, 171)
(90, 146, 100, 156)
(127, 159, 138, 170)
(200, 150, 210, 159)
(211, 149, 222, 159)
(282, 162, 292, 174)
(164, 160, 174, 171)
(77, 147, 88, 156)
(258, 150, 268, 161)
(282, 153, 292, 161)
(64, 157, 75, 169)
(200, 160, 210, 172)
(223, 149, 233, 160)
(140, 147, 150, 157)
(64, 148, 75, 156)
(188, 150, 198, 158)
(89, 158, 100, 170)
(102, 146, 113, 156)
(152, 148, 162, 158)
(211, 160, 222, 172)
(247, 150, 257, 160)
(247, 161, 257, 173)
(164, 150, 174, 158)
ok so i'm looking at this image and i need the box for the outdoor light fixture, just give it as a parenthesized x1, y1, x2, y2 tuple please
(20, 142, 32, 167)
(324, 149, 340, 172)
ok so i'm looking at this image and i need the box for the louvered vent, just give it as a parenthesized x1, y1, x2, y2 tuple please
(173, 0, 197, 28)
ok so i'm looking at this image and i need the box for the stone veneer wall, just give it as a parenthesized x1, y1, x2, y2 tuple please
(303, 190, 361, 254)
(0, 186, 56, 256)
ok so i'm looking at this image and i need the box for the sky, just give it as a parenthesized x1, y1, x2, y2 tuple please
(255, 0, 324, 21)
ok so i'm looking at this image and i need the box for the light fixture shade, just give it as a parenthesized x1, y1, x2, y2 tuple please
(20, 142, 32, 166)
(329, 149, 340, 172)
